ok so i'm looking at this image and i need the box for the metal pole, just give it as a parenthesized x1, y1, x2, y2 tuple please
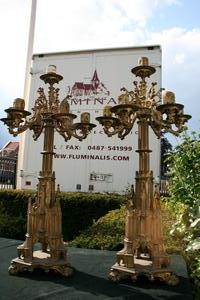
(23, 0, 37, 101)
(17, 0, 37, 189)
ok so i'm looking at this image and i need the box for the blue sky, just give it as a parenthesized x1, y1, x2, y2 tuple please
(148, 1, 200, 30)
(0, 0, 200, 147)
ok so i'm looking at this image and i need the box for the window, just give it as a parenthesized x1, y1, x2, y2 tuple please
(89, 185, 94, 191)
(76, 184, 81, 191)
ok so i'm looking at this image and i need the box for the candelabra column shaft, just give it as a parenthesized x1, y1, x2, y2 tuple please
(41, 118, 54, 175)
(135, 117, 153, 211)
(138, 119, 150, 173)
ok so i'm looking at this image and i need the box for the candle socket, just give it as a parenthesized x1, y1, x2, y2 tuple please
(103, 106, 112, 117)
(13, 98, 25, 110)
(60, 99, 70, 114)
(163, 91, 175, 104)
(81, 112, 90, 123)
(138, 57, 149, 66)
(46, 65, 57, 74)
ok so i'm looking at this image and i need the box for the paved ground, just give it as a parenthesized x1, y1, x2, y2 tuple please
(0, 237, 193, 299)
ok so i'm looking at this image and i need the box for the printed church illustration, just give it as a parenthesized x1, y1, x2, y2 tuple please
(70, 70, 110, 97)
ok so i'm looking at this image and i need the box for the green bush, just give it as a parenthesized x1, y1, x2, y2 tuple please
(70, 206, 126, 250)
(59, 192, 124, 240)
(161, 198, 186, 254)
(167, 131, 200, 208)
(70, 200, 184, 253)
(0, 190, 31, 240)
(166, 130, 200, 299)
(0, 190, 123, 241)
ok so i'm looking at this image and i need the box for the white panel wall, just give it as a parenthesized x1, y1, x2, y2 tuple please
(17, 46, 161, 193)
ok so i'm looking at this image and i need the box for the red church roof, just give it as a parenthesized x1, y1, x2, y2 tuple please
(71, 70, 103, 95)
(72, 82, 84, 89)
(84, 83, 94, 90)
(3, 141, 19, 152)
(0, 141, 19, 157)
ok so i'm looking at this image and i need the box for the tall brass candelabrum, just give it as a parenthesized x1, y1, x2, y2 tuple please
(96, 57, 191, 285)
(1, 65, 96, 277)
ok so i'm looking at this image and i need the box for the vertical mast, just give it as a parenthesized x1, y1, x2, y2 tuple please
(17, 0, 37, 189)
(23, 0, 37, 102)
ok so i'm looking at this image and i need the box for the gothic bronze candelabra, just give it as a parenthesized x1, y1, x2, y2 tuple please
(1, 65, 95, 277)
(96, 57, 191, 285)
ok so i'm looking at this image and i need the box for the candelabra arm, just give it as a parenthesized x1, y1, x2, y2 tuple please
(118, 113, 137, 139)
(31, 122, 44, 141)
(150, 117, 186, 138)
(162, 125, 185, 136)
(118, 127, 132, 140)
(71, 131, 87, 141)
(27, 113, 45, 141)
(150, 125, 162, 139)
(8, 122, 30, 137)
(55, 127, 72, 142)
(71, 123, 96, 141)
(149, 117, 164, 138)
(103, 125, 121, 137)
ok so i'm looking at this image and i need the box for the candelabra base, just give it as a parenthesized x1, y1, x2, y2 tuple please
(8, 250, 73, 278)
(109, 260, 179, 286)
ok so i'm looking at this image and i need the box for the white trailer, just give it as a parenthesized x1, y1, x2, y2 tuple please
(17, 45, 162, 193)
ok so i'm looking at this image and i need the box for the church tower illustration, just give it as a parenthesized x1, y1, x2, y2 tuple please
(71, 70, 109, 97)
(91, 70, 100, 89)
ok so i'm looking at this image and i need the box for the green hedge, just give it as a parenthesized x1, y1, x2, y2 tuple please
(0, 190, 29, 240)
(0, 190, 123, 241)
(59, 192, 124, 240)
(70, 206, 125, 250)
(70, 199, 185, 253)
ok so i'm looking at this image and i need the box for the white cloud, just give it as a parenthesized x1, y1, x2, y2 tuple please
(0, 0, 30, 100)
(34, 0, 181, 52)
(0, 0, 185, 93)
(105, 0, 181, 27)
(148, 27, 200, 130)
(174, 53, 185, 64)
